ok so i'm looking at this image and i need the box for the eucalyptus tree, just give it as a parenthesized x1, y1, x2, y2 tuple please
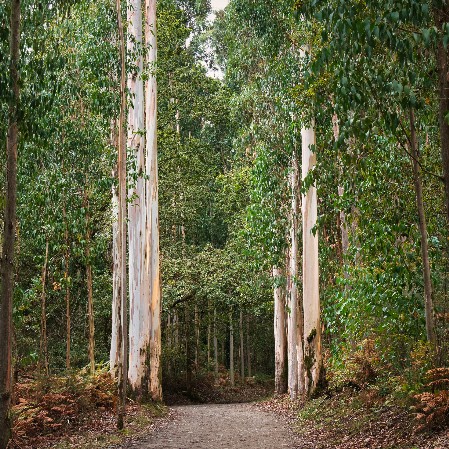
(127, 0, 148, 399)
(298, 0, 444, 348)
(212, 0, 325, 397)
(0, 0, 20, 445)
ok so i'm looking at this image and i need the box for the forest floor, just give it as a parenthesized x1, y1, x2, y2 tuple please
(257, 391, 449, 449)
(10, 370, 449, 448)
(124, 403, 294, 448)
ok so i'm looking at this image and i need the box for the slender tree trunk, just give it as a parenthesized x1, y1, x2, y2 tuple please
(301, 117, 322, 396)
(174, 311, 179, 347)
(332, 114, 349, 258)
(221, 338, 225, 366)
(291, 153, 305, 396)
(40, 240, 49, 376)
(287, 241, 298, 398)
(435, 4, 449, 225)
(409, 109, 436, 345)
(0, 1, 20, 444)
(239, 310, 245, 382)
(207, 302, 211, 368)
(63, 203, 71, 370)
(145, 0, 162, 401)
(185, 307, 193, 389)
(127, 0, 147, 397)
(116, 0, 128, 429)
(214, 307, 218, 376)
(85, 193, 95, 375)
(273, 267, 287, 394)
(246, 316, 251, 378)
(229, 310, 234, 386)
(194, 304, 199, 369)
(110, 167, 120, 377)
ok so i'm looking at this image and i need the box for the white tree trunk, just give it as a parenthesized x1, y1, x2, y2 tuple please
(273, 267, 287, 394)
(110, 170, 120, 377)
(145, 0, 162, 401)
(286, 246, 298, 399)
(301, 118, 322, 395)
(127, 0, 147, 396)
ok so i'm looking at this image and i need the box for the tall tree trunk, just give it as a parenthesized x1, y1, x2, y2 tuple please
(246, 316, 251, 378)
(291, 153, 305, 396)
(229, 310, 235, 386)
(127, 0, 147, 398)
(214, 307, 218, 376)
(194, 303, 199, 369)
(273, 267, 287, 394)
(409, 109, 436, 345)
(116, 0, 128, 429)
(207, 302, 211, 368)
(145, 0, 162, 401)
(332, 114, 349, 258)
(85, 193, 95, 375)
(435, 4, 449, 225)
(40, 240, 49, 375)
(239, 310, 245, 381)
(174, 311, 179, 347)
(110, 167, 120, 377)
(221, 338, 225, 366)
(63, 203, 71, 370)
(185, 307, 193, 389)
(0, 1, 20, 445)
(301, 117, 322, 396)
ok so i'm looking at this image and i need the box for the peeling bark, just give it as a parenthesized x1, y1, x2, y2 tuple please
(145, 0, 162, 401)
(301, 117, 322, 396)
(127, 0, 147, 397)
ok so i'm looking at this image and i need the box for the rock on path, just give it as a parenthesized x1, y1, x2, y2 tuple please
(128, 403, 294, 449)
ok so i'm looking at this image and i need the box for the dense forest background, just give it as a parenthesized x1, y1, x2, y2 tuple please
(2, 0, 449, 446)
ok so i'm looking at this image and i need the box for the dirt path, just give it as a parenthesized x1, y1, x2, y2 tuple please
(126, 403, 295, 449)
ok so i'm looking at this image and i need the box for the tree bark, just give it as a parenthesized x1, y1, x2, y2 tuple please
(0, 1, 20, 445)
(127, 0, 147, 398)
(239, 310, 245, 382)
(145, 0, 162, 402)
(214, 307, 218, 376)
(116, 0, 128, 429)
(194, 303, 199, 370)
(246, 315, 251, 378)
(273, 267, 287, 394)
(291, 153, 305, 397)
(39, 240, 49, 376)
(63, 203, 71, 370)
(207, 302, 211, 368)
(85, 192, 95, 375)
(301, 117, 322, 396)
(229, 310, 234, 386)
(110, 165, 120, 377)
(409, 109, 436, 346)
(332, 114, 349, 258)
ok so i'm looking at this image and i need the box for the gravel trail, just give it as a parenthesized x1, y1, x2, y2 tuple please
(128, 403, 294, 449)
